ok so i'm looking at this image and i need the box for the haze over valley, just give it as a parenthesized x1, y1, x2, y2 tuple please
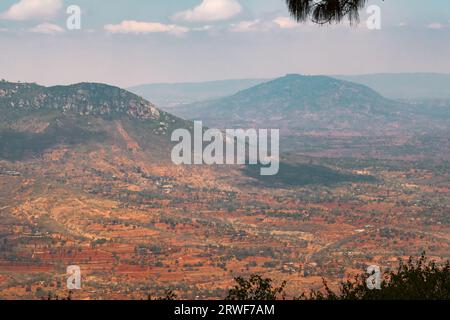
(0, 0, 449, 300)
(1, 74, 449, 299)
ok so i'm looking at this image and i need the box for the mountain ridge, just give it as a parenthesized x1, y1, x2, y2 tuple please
(0, 80, 191, 162)
(128, 78, 269, 109)
(0, 81, 161, 120)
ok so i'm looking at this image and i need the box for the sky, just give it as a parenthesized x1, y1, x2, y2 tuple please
(0, 0, 449, 87)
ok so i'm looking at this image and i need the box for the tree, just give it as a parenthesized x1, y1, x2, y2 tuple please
(226, 254, 450, 300)
(286, 0, 369, 24)
(302, 253, 450, 300)
(147, 290, 177, 300)
(226, 274, 286, 300)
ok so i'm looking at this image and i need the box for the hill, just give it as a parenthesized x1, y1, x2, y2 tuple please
(173, 74, 409, 133)
(0, 79, 370, 179)
(0, 81, 161, 119)
(0, 81, 188, 162)
(172, 74, 450, 157)
(127, 74, 450, 111)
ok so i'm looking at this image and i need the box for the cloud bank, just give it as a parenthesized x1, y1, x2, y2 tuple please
(104, 20, 189, 36)
(28, 22, 64, 34)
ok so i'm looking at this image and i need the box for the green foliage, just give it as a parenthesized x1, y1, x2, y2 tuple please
(148, 290, 178, 300)
(227, 254, 450, 300)
(0, 123, 105, 161)
(303, 253, 450, 300)
(226, 275, 286, 300)
(244, 162, 375, 187)
(39, 290, 73, 300)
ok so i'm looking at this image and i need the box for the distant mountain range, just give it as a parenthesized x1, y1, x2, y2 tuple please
(4, 76, 446, 162)
(0, 79, 374, 189)
(129, 73, 450, 111)
(170, 74, 450, 156)
(128, 78, 268, 109)
(334, 73, 450, 99)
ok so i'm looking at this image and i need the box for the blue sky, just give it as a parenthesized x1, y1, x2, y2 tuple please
(0, 0, 449, 87)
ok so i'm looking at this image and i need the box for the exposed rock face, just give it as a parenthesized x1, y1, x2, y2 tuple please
(0, 81, 160, 120)
(0, 80, 191, 163)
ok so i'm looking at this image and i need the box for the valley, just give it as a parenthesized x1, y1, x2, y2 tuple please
(0, 79, 448, 300)
(0, 151, 448, 300)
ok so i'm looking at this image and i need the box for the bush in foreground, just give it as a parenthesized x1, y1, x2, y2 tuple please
(227, 254, 450, 300)
(226, 274, 286, 300)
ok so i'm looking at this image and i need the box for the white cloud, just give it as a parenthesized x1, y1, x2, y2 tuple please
(174, 0, 241, 22)
(427, 22, 445, 30)
(229, 19, 262, 32)
(104, 20, 189, 36)
(229, 17, 303, 33)
(1, 0, 62, 21)
(273, 16, 299, 29)
(28, 22, 64, 34)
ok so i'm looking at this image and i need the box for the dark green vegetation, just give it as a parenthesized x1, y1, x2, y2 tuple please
(0, 122, 105, 161)
(38, 254, 450, 300)
(226, 275, 286, 300)
(244, 162, 375, 187)
(227, 254, 450, 300)
(308, 254, 450, 300)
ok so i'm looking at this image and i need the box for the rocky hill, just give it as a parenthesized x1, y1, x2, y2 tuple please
(0, 81, 190, 162)
(0, 81, 160, 120)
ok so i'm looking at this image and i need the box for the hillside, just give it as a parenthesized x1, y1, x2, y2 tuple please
(173, 74, 408, 132)
(0, 81, 161, 119)
(172, 75, 450, 158)
(0, 81, 189, 162)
